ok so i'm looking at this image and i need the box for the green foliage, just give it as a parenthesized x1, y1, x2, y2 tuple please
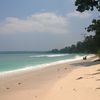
(75, 0, 100, 12)
(86, 19, 100, 35)
(51, 0, 100, 54)
(51, 49, 59, 53)
(86, 19, 100, 53)
(75, 0, 100, 54)
(51, 35, 97, 53)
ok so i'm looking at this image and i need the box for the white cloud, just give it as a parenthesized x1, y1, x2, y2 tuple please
(67, 11, 91, 18)
(0, 12, 68, 34)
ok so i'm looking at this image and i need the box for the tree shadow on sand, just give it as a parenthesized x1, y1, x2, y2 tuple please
(70, 60, 100, 67)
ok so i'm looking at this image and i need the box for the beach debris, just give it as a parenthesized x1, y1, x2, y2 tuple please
(76, 77, 83, 80)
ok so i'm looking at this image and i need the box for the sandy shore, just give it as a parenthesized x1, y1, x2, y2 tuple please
(0, 56, 100, 100)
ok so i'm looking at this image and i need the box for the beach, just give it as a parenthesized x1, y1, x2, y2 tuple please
(0, 56, 100, 100)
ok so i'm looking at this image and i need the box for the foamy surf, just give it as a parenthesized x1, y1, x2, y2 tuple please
(0, 54, 94, 77)
(29, 54, 69, 58)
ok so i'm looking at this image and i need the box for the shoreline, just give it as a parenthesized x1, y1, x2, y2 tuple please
(0, 54, 94, 76)
(0, 56, 76, 99)
(0, 54, 99, 100)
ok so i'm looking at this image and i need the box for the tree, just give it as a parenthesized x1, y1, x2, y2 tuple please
(86, 19, 100, 50)
(83, 35, 96, 52)
(75, 0, 100, 53)
(75, 0, 100, 12)
(51, 49, 59, 53)
(86, 19, 100, 36)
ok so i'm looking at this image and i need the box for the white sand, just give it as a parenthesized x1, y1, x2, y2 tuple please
(45, 64, 100, 100)
(0, 56, 100, 100)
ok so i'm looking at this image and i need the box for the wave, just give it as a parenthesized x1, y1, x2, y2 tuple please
(0, 54, 95, 76)
(29, 54, 69, 58)
(0, 54, 88, 76)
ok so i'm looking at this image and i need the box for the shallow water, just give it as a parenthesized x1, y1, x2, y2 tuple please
(0, 52, 85, 72)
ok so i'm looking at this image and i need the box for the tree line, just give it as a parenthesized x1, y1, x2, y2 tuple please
(51, 0, 100, 54)
(51, 35, 97, 53)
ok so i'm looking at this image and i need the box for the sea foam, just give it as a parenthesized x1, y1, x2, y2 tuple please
(0, 54, 94, 77)
(29, 54, 69, 58)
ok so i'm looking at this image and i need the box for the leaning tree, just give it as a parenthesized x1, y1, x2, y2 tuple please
(75, 0, 100, 52)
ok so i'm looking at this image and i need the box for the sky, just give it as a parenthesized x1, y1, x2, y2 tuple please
(0, 0, 97, 51)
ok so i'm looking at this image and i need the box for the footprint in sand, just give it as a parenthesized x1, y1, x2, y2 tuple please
(6, 87, 10, 90)
(57, 75, 62, 78)
(87, 72, 100, 76)
(60, 86, 63, 89)
(34, 96, 38, 98)
(64, 67, 67, 70)
(18, 82, 21, 85)
(76, 77, 83, 80)
(96, 79, 100, 81)
(96, 69, 100, 71)
(95, 87, 100, 90)
(90, 72, 100, 75)
(86, 77, 94, 79)
(57, 69, 60, 71)
(73, 88, 77, 91)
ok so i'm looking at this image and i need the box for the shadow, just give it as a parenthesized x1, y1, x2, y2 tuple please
(70, 60, 100, 67)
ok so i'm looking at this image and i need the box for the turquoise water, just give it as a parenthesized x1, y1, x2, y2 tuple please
(0, 52, 85, 72)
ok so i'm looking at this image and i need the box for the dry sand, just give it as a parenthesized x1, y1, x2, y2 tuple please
(45, 63, 100, 100)
(0, 56, 100, 100)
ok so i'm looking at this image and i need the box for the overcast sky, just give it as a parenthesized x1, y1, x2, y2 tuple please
(0, 0, 97, 51)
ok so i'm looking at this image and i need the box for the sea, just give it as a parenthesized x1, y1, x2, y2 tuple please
(0, 51, 86, 73)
